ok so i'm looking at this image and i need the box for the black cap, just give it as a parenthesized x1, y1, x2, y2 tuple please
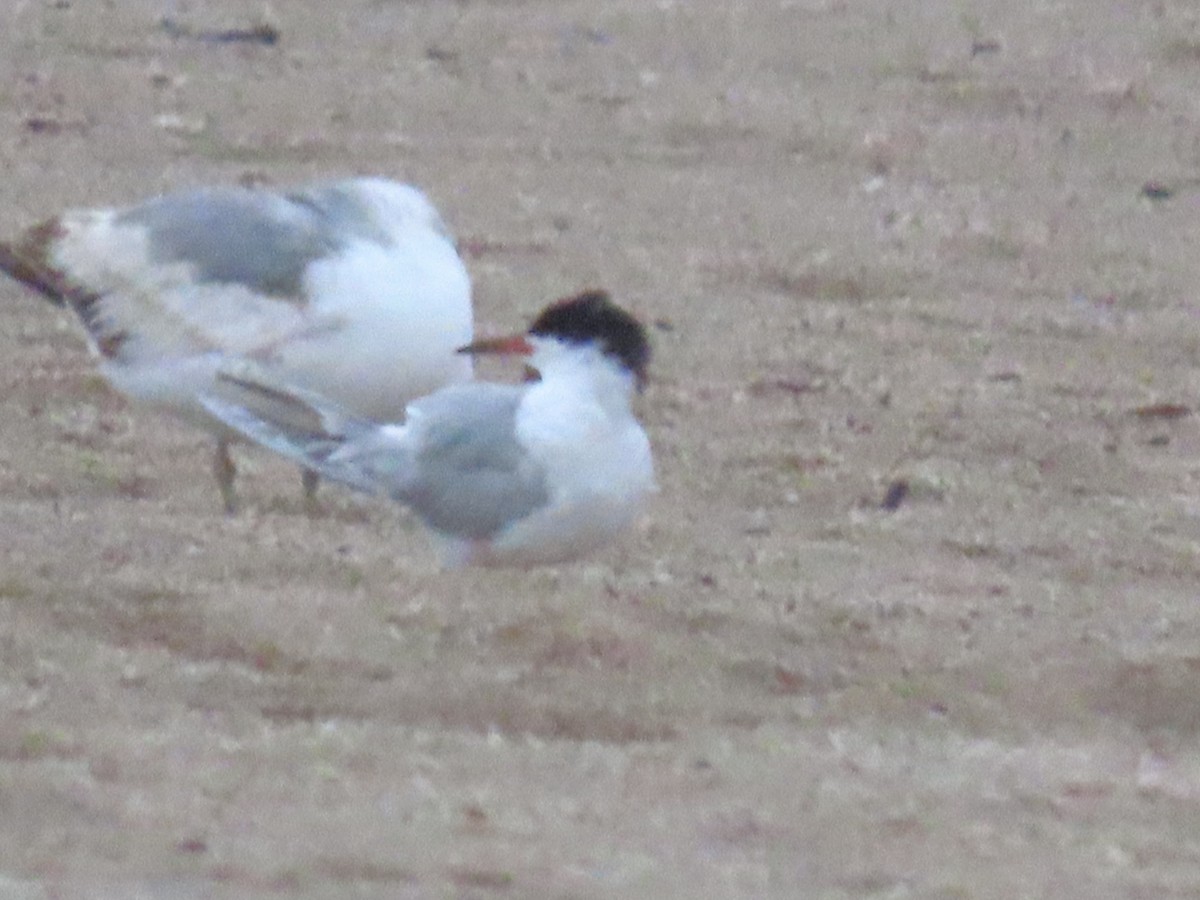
(528, 290, 651, 388)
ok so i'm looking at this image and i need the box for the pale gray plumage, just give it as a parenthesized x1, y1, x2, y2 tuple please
(117, 183, 398, 300)
(204, 373, 549, 539)
(385, 384, 549, 537)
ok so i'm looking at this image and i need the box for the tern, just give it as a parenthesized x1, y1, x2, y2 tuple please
(0, 177, 473, 512)
(201, 290, 656, 567)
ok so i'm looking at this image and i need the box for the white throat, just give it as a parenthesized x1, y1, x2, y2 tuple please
(527, 337, 636, 415)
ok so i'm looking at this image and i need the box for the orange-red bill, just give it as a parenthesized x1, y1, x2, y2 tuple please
(456, 334, 534, 356)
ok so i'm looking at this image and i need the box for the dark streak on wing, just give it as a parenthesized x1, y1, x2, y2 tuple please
(204, 373, 383, 495)
(213, 366, 374, 446)
(202, 392, 375, 493)
(0, 220, 129, 358)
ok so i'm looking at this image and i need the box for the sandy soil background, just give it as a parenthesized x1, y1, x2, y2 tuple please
(2, 0, 1200, 897)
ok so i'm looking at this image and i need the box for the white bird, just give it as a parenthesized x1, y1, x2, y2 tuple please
(0, 177, 474, 512)
(201, 290, 656, 567)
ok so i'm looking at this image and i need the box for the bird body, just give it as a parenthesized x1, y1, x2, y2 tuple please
(203, 291, 656, 567)
(0, 177, 474, 510)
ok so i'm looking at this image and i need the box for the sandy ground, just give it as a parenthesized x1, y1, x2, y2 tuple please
(2, 0, 1200, 897)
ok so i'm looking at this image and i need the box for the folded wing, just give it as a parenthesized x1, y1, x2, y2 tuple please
(201, 368, 550, 541)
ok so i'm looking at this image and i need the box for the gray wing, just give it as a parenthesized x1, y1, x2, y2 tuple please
(200, 362, 386, 495)
(2, 179, 452, 363)
(118, 185, 361, 300)
(387, 383, 549, 539)
(202, 371, 549, 540)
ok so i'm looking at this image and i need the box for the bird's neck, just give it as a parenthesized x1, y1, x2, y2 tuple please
(536, 354, 636, 419)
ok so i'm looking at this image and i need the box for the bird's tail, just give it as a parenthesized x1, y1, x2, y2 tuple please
(0, 220, 80, 307)
(200, 360, 385, 496)
(0, 219, 126, 357)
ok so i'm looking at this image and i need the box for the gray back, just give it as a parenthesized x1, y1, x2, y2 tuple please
(390, 384, 548, 539)
(117, 183, 383, 299)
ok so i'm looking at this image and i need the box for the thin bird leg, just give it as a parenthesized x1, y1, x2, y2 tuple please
(214, 438, 238, 514)
(301, 467, 320, 515)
